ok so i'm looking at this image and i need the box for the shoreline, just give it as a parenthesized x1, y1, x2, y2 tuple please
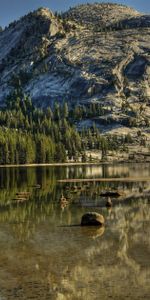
(0, 161, 148, 168)
(58, 177, 150, 183)
(0, 162, 110, 168)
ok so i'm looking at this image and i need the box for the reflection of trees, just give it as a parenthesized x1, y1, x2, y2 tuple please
(0, 200, 149, 300)
(73, 164, 149, 179)
(46, 201, 150, 300)
(0, 200, 60, 241)
(0, 167, 58, 206)
(0, 165, 150, 299)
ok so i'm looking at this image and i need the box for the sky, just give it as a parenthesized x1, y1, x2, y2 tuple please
(0, 0, 150, 28)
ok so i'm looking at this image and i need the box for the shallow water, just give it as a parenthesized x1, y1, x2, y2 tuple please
(0, 163, 149, 300)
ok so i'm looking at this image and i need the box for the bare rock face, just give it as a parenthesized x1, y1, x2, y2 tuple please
(81, 212, 105, 226)
(64, 3, 140, 28)
(0, 3, 150, 141)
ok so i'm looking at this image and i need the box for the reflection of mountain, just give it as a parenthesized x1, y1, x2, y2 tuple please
(0, 199, 149, 299)
(65, 163, 150, 179)
(0, 164, 149, 299)
(47, 203, 150, 300)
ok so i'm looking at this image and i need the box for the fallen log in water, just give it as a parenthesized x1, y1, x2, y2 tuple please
(58, 177, 150, 183)
(100, 191, 125, 197)
(12, 198, 29, 203)
(16, 192, 31, 196)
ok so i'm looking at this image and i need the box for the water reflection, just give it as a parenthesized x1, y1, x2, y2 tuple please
(80, 226, 105, 239)
(0, 164, 149, 299)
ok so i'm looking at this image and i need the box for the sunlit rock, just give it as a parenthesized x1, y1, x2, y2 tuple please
(81, 212, 105, 226)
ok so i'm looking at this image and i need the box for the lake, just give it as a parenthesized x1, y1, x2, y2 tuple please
(0, 163, 149, 300)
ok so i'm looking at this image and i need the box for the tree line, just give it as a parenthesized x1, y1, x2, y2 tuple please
(0, 89, 122, 164)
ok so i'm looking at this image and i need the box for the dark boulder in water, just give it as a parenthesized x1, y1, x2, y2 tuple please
(81, 212, 104, 226)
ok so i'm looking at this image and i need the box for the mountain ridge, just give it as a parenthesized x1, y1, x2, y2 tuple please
(0, 2, 150, 147)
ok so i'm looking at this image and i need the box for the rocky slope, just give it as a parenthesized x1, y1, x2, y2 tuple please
(0, 3, 150, 145)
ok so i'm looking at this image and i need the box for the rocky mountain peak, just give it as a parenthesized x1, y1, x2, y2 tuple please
(0, 3, 150, 143)
(64, 2, 141, 28)
(35, 7, 54, 18)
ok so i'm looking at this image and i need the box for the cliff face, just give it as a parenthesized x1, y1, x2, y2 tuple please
(0, 3, 150, 139)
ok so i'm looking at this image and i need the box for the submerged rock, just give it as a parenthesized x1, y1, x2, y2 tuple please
(81, 226, 105, 239)
(81, 212, 104, 226)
